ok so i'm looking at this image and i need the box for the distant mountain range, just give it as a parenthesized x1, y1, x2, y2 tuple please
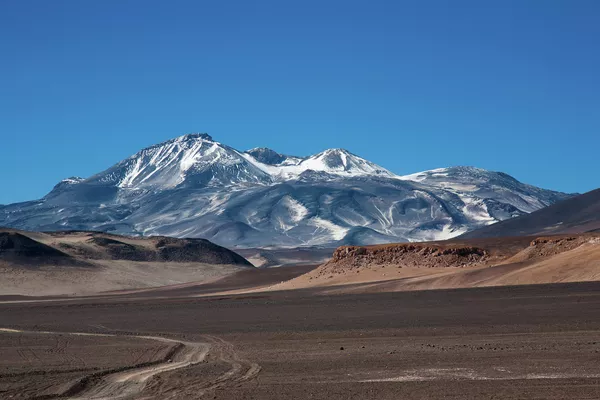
(0, 133, 572, 248)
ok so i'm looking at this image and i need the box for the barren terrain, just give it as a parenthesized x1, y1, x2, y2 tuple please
(3, 231, 600, 399)
(271, 234, 600, 294)
(1, 279, 600, 399)
(0, 229, 252, 296)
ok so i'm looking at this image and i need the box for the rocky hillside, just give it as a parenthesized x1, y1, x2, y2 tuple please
(323, 244, 490, 273)
(276, 234, 600, 293)
(461, 188, 600, 239)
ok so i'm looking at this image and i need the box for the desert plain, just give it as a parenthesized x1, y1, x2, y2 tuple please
(1, 231, 600, 399)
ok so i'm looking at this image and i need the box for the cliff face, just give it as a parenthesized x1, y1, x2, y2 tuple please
(318, 244, 490, 278)
(297, 234, 600, 286)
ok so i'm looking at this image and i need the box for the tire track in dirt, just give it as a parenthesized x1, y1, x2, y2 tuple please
(203, 335, 261, 383)
(137, 334, 262, 399)
(69, 336, 209, 400)
(167, 334, 261, 399)
(0, 328, 260, 399)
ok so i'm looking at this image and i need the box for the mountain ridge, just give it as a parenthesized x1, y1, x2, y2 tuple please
(0, 133, 573, 248)
(461, 188, 600, 239)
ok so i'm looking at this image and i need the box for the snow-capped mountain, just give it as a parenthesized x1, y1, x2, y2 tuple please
(245, 147, 303, 166)
(45, 177, 85, 199)
(242, 147, 397, 182)
(0, 133, 572, 248)
(86, 133, 272, 189)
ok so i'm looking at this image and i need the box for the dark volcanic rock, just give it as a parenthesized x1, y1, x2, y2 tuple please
(245, 148, 290, 165)
(153, 237, 252, 265)
(85, 234, 253, 265)
(0, 232, 66, 258)
(88, 237, 154, 261)
(0, 232, 80, 266)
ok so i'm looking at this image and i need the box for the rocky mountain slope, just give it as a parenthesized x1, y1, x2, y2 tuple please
(461, 188, 600, 239)
(0, 133, 572, 248)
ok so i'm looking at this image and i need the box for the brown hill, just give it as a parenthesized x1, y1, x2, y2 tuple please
(272, 234, 600, 294)
(0, 229, 252, 296)
(64, 233, 250, 265)
(0, 232, 75, 266)
(461, 188, 600, 239)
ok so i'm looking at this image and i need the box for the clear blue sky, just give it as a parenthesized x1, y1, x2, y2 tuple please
(1, 0, 599, 204)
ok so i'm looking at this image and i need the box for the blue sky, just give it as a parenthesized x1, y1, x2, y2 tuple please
(1, 0, 599, 204)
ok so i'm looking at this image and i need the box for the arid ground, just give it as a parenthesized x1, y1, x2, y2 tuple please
(2, 231, 600, 399)
(0, 230, 252, 296)
(1, 269, 600, 399)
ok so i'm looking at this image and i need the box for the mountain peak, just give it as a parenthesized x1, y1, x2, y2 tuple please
(245, 147, 287, 165)
(84, 132, 272, 189)
(44, 177, 86, 199)
(61, 176, 85, 184)
(321, 148, 351, 154)
(301, 148, 396, 177)
(177, 133, 214, 142)
(138, 133, 215, 154)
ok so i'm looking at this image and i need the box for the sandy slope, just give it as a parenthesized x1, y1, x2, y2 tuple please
(270, 234, 600, 294)
(0, 229, 252, 296)
(0, 261, 243, 296)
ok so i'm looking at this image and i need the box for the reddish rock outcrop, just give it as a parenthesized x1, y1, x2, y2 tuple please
(319, 243, 490, 277)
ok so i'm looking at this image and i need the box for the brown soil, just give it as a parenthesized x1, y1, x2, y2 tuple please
(505, 235, 600, 263)
(1, 281, 600, 399)
(0, 330, 174, 399)
(0, 229, 253, 296)
(0, 232, 87, 267)
(272, 234, 600, 293)
(3, 229, 600, 398)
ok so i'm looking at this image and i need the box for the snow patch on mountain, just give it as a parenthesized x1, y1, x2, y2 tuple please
(460, 196, 496, 224)
(399, 167, 448, 182)
(299, 149, 397, 178)
(308, 217, 349, 241)
(61, 177, 85, 185)
(272, 196, 310, 232)
(242, 148, 397, 181)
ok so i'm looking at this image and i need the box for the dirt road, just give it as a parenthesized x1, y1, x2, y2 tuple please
(0, 328, 259, 400)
